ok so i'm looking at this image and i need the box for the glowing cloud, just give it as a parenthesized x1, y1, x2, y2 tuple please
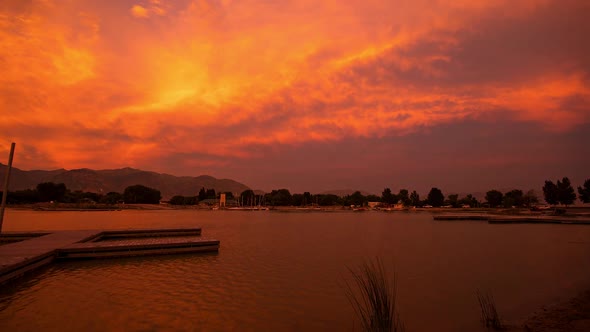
(130, 5, 149, 18)
(0, 0, 588, 191)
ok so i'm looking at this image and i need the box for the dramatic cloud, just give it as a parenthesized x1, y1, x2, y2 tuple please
(0, 0, 588, 192)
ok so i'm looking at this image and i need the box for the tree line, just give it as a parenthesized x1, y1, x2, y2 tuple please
(176, 177, 588, 208)
(2, 177, 589, 207)
(0, 183, 162, 205)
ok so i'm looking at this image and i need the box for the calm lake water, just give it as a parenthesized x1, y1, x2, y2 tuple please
(1, 209, 589, 331)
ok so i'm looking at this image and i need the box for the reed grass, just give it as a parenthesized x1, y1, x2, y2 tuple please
(476, 289, 505, 330)
(344, 258, 404, 332)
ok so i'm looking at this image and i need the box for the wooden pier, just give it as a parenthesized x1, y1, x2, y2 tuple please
(0, 228, 219, 284)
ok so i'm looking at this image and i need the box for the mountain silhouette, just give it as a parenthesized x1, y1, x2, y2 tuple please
(0, 164, 250, 199)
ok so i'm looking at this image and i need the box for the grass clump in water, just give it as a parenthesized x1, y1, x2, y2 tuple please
(344, 258, 404, 332)
(476, 289, 505, 330)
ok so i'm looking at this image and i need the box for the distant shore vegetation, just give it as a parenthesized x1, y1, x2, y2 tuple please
(1, 177, 589, 208)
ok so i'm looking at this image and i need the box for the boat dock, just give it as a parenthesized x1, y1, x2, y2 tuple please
(433, 214, 590, 224)
(0, 228, 219, 284)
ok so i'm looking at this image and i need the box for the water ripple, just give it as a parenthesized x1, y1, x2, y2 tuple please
(1, 211, 589, 331)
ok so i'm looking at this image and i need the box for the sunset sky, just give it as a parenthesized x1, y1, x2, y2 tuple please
(1, 0, 589, 194)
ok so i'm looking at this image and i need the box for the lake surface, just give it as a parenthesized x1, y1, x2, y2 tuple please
(1, 209, 589, 331)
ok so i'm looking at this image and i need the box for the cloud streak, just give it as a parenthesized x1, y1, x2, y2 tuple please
(0, 0, 588, 191)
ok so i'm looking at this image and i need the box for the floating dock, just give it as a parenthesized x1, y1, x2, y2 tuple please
(0, 228, 219, 284)
(433, 215, 490, 221)
(434, 214, 590, 224)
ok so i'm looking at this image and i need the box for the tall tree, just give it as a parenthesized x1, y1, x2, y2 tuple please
(381, 188, 395, 205)
(427, 188, 444, 207)
(398, 189, 410, 206)
(303, 192, 313, 206)
(348, 191, 367, 206)
(557, 177, 576, 206)
(542, 180, 559, 205)
(485, 190, 503, 208)
(459, 194, 478, 207)
(522, 190, 539, 208)
(503, 189, 524, 208)
(198, 187, 207, 201)
(291, 193, 304, 206)
(205, 189, 216, 200)
(578, 179, 590, 203)
(268, 189, 292, 206)
(446, 194, 459, 208)
(240, 189, 255, 206)
(410, 191, 420, 207)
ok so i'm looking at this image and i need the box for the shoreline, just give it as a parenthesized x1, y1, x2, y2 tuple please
(514, 288, 590, 331)
(5, 204, 590, 215)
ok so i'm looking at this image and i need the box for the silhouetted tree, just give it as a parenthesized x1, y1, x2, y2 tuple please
(503, 189, 524, 208)
(557, 177, 576, 206)
(205, 189, 216, 200)
(66, 191, 101, 204)
(458, 194, 478, 207)
(446, 194, 459, 208)
(410, 191, 420, 207)
(240, 189, 255, 206)
(303, 192, 313, 206)
(398, 189, 410, 206)
(36, 182, 67, 202)
(381, 188, 395, 205)
(169, 195, 197, 205)
(543, 180, 559, 205)
(316, 194, 339, 206)
(198, 187, 207, 201)
(2, 189, 40, 204)
(366, 194, 381, 202)
(523, 190, 539, 208)
(291, 193, 304, 206)
(348, 191, 367, 206)
(170, 195, 186, 205)
(184, 196, 197, 205)
(427, 187, 444, 207)
(485, 190, 503, 208)
(123, 185, 161, 204)
(578, 179, 590, 203)
(100, 192, 123, 204)
(267, 189, 292, 206)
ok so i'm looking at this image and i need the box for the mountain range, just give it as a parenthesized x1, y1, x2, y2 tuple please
(0, 164, 250, 199)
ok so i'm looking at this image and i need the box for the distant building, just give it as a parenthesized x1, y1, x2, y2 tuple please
(220, 193, 226, 207)
(368, 202, 380, 209)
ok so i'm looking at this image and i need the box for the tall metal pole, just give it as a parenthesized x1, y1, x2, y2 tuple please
(0, 142, 16, 233)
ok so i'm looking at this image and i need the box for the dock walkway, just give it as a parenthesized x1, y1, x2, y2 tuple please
(433, 214, 590, 224)
(0, 228, 219, 284)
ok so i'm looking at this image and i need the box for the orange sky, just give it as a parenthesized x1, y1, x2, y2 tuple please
(1, 0, 589, 193)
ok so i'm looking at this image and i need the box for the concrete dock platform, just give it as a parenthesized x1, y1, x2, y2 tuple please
(0, 228, 219, 284)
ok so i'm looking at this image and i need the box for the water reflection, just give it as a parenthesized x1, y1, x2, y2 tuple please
(0, 210, 589, 331)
